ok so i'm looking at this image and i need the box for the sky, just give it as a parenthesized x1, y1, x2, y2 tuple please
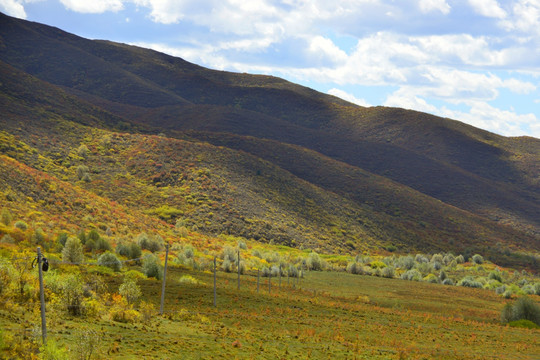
(1, 0, 540, 138)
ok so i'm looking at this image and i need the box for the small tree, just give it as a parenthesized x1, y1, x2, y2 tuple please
(119, 274, 141, 305)
(97, 252, 121, 272)
(62, 237, 84, 264)
(62, 273, 85, 316)
(1, 208, 13, 226)
(142, 253, 162, 279)
(472, 254, 484, 264)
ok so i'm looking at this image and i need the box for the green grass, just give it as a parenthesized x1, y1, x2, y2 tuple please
(2, 267, 538, 359)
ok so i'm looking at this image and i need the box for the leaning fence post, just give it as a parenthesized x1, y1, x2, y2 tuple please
(213, 256, 217, 307)
(159, 243, 169, 315)
(279, 264, 282, 289)
(237, 250, 241, 291)
(37, 247, 47, 344)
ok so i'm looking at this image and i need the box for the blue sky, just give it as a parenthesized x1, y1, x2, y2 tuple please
(2, 0, 540, 138)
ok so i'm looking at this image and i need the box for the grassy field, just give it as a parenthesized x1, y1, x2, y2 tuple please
(2, 265, 538, 359)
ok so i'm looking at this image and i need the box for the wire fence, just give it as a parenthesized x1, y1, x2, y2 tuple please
(1, 246, 320, 346)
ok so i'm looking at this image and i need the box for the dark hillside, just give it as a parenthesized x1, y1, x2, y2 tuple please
(0, 12, 539, 265)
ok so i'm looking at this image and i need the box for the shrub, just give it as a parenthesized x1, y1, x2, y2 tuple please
(288, 265, 299, 278)
(495, 285, 506, 295)
(179, 275, 201, 285)
(534, 283, 540, 296)
(222, 246, 237, 263)
(62, 274, 85, 316)
(97, 252, 122, 272)
(455, 255, 465, 264)
(397, 255, 415, 270)
(501, 297, 540, 326)
(119, 275, 141, 305)
(116, 242, 130, 257)
(261, 266, 271, 277)
(458, 276, 482, 288)
(415, 254, 428, 263)
(183, 245, 195, 259)
(62, 237, 84, 264)
(439, 270, 447, 282)
(142, 254, 162, 279)
(1, 208, 12, 226)
(128, 242, 142, 260)
(508, 319, 540, 329)
(472, 254, 484, 264)
(346, 261, 361, 275)
(307, 252, 322, 271)
(442, 278, 454, 286)
(381, 266, 395, 278)
(14, 221, 28, 231)
(424, 273, 439, 283)
(77, 144, 89, 158)
(238, 240, 247, 250)
(221, 259, 233, 273)
(443, 253, 455, 265)
(76, 165, 89, 180)
(57, 232, 68, 247)
(369, 260, 387, 269)
(401, 269, 422, 281)
(488, 270, 503, 282)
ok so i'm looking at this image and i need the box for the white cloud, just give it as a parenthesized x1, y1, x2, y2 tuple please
(384, 88, 439, 114)
(439, 101, 540, 137)
(328, 88, 372, 107)
(499, 0, 540, 34)
(59, 0, 123, 13)
(307, 36, 348, 66)
(418, 0, 451, 14)
(468, 0, 507, 19)
(0, 0, 27, 18)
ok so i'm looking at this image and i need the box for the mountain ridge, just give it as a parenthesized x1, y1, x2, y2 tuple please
(0, 13, 539, 267)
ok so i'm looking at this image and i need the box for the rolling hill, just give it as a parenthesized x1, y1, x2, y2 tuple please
(0, 12, 539, 267)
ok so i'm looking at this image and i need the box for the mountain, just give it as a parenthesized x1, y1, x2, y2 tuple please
(0, 13, 538, 267)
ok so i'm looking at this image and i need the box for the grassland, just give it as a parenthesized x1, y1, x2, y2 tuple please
(1, 260, 538, 360)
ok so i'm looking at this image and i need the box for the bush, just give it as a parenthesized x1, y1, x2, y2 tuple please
(62, 237, 84, 264)
(221, 258, 232, 272)
(472, 254, 484, 264)
(442, 278, 454, 286)
(238, 240, 247, 250)
(1, 208, 12, 226)
(381, 266, 395, 278)
(401, 269, 422, 281)
(307, 252, 322, 271)
(455, 255, 465, 264)
(97, 252, 121, 272)
(137, 233, 163, 253)
(116, 242, 130, 257)
(119, 275, 141, 305)
(397, 255, 415, 270)
(424, 273, 439, 283)
(346, 262, 362, 275)
(457, 276, 482, 288)
(501, 297, 540, 326)
(142, 254, 162, 279)
(62, 273, 85, 316)
(14, 221, 28, 231)
(488, 270, 503, 282)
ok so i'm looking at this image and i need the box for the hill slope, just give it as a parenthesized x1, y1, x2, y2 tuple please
(0, 13, 539, 265)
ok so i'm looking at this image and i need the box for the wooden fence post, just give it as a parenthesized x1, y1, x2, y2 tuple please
(213, 256, 217, 307)
(237, 250, 241, 291)
(159, 243, 169, 315)
(37, 247, 47, 344)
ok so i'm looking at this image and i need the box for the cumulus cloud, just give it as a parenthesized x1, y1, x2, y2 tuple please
(0, 0, 27, 18)
(59, 0, 123, 13)
(418, 0, 451, 14)
(468, 0, 507, 19)
(328, 88, 372, 107)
